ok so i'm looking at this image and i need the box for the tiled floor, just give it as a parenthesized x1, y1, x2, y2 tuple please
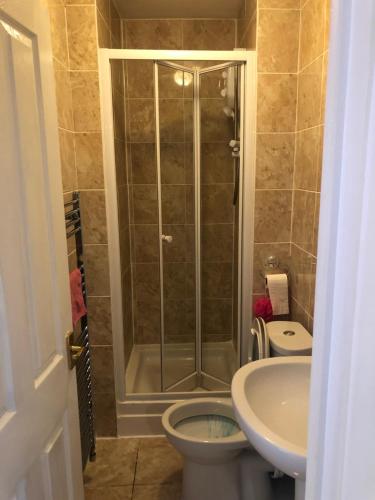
(84, 437, 183, 500)
(84, 437, 294, 500)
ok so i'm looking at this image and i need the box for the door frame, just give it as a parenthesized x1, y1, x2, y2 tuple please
(306, 0, 375, 498)
(98, 49, 257, 401)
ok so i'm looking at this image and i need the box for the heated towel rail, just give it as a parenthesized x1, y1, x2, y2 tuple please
(65, 191, 96, 468)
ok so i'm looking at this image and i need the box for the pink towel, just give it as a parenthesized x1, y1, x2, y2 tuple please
(69, 268, 87, 326)
(253, 297, 273, 322)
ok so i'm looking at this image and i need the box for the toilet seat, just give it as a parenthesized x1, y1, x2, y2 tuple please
(163, 398, 247, 448)
(249, 317, 269, 362)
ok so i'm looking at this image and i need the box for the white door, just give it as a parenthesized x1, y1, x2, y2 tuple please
(0, 1, 84, 499)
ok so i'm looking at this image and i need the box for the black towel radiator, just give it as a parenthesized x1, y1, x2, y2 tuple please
(64, 191, 96, 468)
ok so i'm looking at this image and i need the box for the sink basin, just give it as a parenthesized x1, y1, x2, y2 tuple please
(231, 357, 311, 497)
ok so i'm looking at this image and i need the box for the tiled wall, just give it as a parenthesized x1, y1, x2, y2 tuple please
(252, 0, 300, 310)
(237, 0, 257, 48)
(290, 0, 330, 331)
(252, 0, 330, 333)
(48, 0, 122, 437)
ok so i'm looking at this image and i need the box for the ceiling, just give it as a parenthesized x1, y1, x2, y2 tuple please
(115, 0, 243, 19)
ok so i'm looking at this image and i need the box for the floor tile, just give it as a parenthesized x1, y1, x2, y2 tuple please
(84, 438, 139, 487)
(134, 437, 183, 485)
(84, 485, 133, 500)
(132, 483, 182, 500)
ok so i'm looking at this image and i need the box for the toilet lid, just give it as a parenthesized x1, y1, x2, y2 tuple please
(267, 321, 312, 355)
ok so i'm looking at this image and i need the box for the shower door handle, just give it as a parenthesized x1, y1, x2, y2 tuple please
(161, 234, 173, 243)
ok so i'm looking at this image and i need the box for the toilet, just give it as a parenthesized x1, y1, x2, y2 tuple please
(162, 398, 273, 500)
(162, 320, 312, 500)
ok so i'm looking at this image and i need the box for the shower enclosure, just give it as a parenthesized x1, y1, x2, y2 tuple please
(99, 50, 256, 433)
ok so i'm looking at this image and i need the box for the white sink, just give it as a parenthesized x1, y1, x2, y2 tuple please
(231, 356, 311, 499)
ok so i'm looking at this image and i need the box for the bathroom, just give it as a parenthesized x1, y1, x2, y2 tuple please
(1, 0, 374, 499)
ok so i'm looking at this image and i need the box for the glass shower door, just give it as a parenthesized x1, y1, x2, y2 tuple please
(155, 62, 197, 391)
(199, 63, 243, 386)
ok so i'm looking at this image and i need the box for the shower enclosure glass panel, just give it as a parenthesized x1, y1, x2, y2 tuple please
(199, 64, 241, 385)
(117, 57, 246, 394)
(155, 62, 197, 391)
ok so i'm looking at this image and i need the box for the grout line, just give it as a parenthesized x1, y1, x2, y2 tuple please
(131, 447, 140, 498)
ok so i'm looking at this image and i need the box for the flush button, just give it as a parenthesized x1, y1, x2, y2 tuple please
(283, 330, 295, 336)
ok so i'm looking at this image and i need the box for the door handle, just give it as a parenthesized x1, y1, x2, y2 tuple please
(66, 330, 85, 369)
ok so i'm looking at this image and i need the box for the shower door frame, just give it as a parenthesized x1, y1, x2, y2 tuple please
(98, 49, 256, 402)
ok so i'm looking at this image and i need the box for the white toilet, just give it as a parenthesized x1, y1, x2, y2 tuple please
(162, 320, 313, 500)
(162, 398, 273, 500)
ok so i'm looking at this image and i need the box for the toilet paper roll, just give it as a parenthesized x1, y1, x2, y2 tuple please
(267, 273, 289, 316)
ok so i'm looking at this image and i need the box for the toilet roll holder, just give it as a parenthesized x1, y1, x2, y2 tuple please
(259, 255, 289, 282)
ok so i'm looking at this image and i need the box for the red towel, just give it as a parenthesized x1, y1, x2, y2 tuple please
(253, 297, 273, 322)
(69, 268, 87, 326)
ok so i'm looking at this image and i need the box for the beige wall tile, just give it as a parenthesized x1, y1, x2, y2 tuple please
(299, 0, 325, 70)
(201, 224, 234, 262)
(125, 61, 154, 98)
(48, 5, 68, 66)
(91, 393, 117, 437)
(54, 60, 74, 130)
(324, 0, 331, 50)
(130, 143, 156, 184)
(297, 56, 322, 130)
(85, 244, 110, 295)
(75, 133, 104, 189)
(127, 99, 155, 142)
(258, 9, 300, 73)
(294, 126, 322, 190)
(201, 185, 234, 224)
(96, 0, 110, 26)
(254, 190, 292, 242)
(97, 9, 111, 48)
(160, 185, 186, 224)
(258, 0, 300, 7)
(88, 296, 112, 345)
(202, 263, 233, 298)
(202, 299, 232, 335)
(134, 299, 161, 344)
(290, 243, 314, 311)
(110, 1, 121, 48)
(201, 143, 234, 184)
(257, 74, 297, 132)
(290, 298, 310, 331)
(256, 133, 295, 189)
(291, 190, 315, 252)
(182, 20, 236, 50)
(200, 99, 233, 142)
(66, 6, 98, 69)
(131, 185, 158, 224)
(125, 20, 182, 49)
(91, 346, 114, 393)
(71, 71, 101, 131)
(85, 485, 132, 499)
(133, 225, 159, 262)
(66, 0, 95, 3)
(59, 129, 76, 192)
(81, 190, 108, 243)
(320, 51, 328, 123)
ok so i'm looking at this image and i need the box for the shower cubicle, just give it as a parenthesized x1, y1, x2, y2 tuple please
(99, 50, 256, 433)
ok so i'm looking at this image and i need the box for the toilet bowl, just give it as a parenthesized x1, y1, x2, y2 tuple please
(162, 398, 273, 500)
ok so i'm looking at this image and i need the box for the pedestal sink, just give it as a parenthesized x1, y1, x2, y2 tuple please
(231, 356, 311, 500)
